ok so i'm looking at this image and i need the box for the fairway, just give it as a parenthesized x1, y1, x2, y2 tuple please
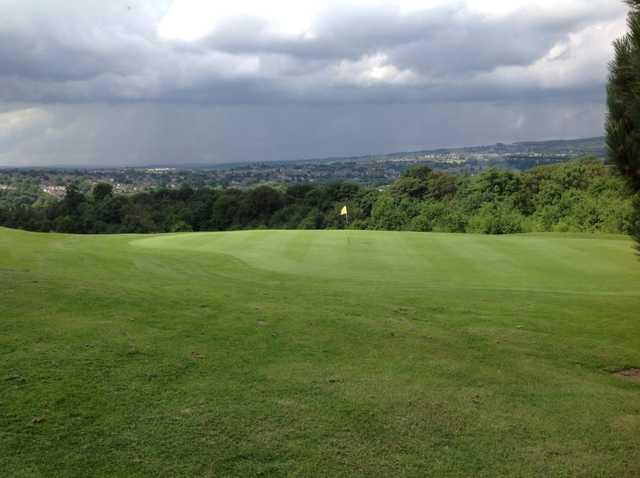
(2, 227, 640, 476)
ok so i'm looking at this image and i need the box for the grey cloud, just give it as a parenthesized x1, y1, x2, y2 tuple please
(200, 2, 617, 70)
(0, 1, 628, 167)
(0, 0, 627, 104)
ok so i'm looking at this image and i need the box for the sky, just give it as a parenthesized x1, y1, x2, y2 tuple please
(0, 0, 630, 167)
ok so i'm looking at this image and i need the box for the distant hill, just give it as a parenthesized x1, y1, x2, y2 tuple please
(302, 136, 607, 165)
(478, 137, 605, 156)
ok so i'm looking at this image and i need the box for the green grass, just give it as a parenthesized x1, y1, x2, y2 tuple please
(1, 227, 640, 477)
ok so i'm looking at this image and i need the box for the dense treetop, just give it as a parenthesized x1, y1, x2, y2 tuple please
(0, 158, 635, 236)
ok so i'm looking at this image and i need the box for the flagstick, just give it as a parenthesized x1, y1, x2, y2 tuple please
(346, 212, 350, 245)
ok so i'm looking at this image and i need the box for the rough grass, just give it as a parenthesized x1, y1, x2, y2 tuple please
(1, 227, 640, 477)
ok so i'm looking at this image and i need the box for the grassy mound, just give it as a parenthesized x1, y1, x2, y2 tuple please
(1, 228, 640, 476)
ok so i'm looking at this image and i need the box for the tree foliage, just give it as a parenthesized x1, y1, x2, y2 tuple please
(607, 0, 640, 246)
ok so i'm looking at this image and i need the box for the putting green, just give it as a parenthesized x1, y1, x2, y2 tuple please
(133, 230, 639, 294)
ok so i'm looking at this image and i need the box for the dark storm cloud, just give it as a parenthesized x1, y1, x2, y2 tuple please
(0, 0, 627, 104)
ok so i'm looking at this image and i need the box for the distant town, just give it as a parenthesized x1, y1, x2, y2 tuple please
(0, 137, 606, 198)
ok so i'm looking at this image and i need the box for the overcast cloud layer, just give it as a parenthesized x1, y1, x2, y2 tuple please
(0, 0, 629, 166)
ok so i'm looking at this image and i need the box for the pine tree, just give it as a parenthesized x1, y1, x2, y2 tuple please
(607, 0, 640, 247)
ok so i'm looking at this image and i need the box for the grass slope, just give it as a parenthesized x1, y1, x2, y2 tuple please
(1, 228, 640, 477)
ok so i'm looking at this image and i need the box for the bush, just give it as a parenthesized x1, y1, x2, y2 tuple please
(371, 195, 419, 231)
(410, 201, 467, 233)
(468, 202, 526, 235)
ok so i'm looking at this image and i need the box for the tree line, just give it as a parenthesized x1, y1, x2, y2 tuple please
(0, 158, 637, 236)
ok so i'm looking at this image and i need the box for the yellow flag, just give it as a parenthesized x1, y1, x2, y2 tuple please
(340, 205, 348, 216)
